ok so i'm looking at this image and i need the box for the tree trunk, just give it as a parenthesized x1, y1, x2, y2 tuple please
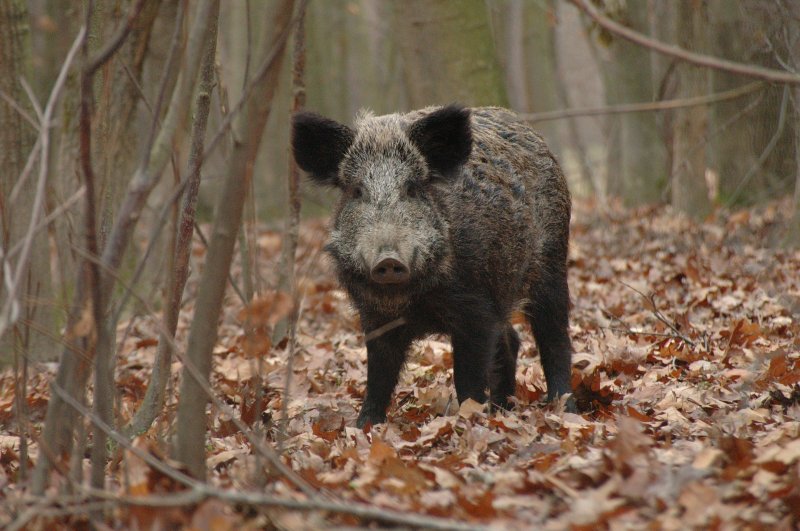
(708, 0, 796, 205)
(670, 1, 711, 220)
(523, 0, 561, 153)
(0, 0, 55, 364)
(492, 0, 561, 152)
(788, 102, 800, 246)
(393, 0, 508, 108)
(783, 1, 800, 247)
(174, 0, 294, 480)
(602, 1, 668, 206)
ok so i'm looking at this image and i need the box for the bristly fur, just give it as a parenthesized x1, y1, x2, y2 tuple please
(291, 105, 574, 428)
(407, 104, 472, 176)
(291, 111, 354, 185)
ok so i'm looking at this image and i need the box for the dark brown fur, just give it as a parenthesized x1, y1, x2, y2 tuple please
(292, 105, 573, 427)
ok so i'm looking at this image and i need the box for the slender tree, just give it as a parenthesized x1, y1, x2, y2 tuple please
(32, 0, 213, 493)
(124, 0, 221, 438)
(670, 0, 712, 219)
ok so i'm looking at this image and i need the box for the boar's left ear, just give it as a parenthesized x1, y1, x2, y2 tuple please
(408, 104, 472, 177)
(292, 111, 355, 186)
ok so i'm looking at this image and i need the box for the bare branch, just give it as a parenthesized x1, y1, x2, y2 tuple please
(174, 0, 296, 481)
(618, 281, 696, 347)
(0, 89, 38, 132)
(365, 317, 408, 343)
(67, 241, 319, 499)
(85, 0, 147, 75)
(100, 0, 210, 296)
(571, 0, 800, 85)
(78, 0, 111, 493)
(521, 81, 764, 122)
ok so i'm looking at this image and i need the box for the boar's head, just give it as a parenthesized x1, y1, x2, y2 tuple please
(292, 105, 472, 312)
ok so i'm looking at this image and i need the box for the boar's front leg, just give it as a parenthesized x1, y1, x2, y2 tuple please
(450, 311, 502, 406)
(356, 325, 414, 428)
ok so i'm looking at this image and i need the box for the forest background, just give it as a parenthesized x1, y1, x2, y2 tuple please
(1, 0, 799, 529)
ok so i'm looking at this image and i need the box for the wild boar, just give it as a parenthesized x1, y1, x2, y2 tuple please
(292, 105, 573, 427)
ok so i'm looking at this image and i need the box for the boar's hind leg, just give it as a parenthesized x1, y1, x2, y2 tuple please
(490, 325, 520, 410)
(526, 268, 574, 408)
(357, 327, 414, 428)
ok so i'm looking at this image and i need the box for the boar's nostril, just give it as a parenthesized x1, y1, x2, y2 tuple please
(370, 256, 410, 284)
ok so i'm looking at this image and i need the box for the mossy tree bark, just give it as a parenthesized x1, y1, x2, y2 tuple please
(393, 0, 508, 109)
(670, 0, 712, 220)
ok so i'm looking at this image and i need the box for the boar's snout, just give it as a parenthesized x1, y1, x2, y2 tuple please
(370, 253, 410, 285)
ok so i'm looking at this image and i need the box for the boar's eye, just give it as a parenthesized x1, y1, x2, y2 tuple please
(405, 181, 418, 198)
(352, 185, 364, 199)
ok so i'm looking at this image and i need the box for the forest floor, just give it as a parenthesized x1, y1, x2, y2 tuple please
(2, 198, 800, 529)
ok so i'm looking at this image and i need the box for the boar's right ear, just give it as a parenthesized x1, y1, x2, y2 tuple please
(292, 112, 355, 186)
(408, 104, 472, 177)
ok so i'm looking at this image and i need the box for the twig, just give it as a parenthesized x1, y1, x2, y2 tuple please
(120, 62, 154, 116)
(18, 77, 43, 123)
(7, 501, 118, 531)
(137, 1, 186, 176)
(520, 81, 764, 122)
(192, 221, 248, 305)
(122, 489, 487, 530)
(198, 4, 307, 167)
(69, 241, 320, 498)
(6, 136, 41, 208)
(0, 89, 39, 132)
(365, 317, 408, 343)
(571, 0, 800, 85)
(618, 281, 696, 347)
(6, 187, 85, 260)
(601, 308, 668, 339)
(604, 325, 694, 341)
(7, 78, 44, 205)
(35, 481, 487, 531)
(8, 482, 487, 531)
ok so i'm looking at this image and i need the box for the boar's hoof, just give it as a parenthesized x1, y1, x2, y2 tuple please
(356, 408, 387, 429)
(370, 255, 410, 285)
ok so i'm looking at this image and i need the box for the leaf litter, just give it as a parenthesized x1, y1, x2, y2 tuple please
(2, 200, 799, 529)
